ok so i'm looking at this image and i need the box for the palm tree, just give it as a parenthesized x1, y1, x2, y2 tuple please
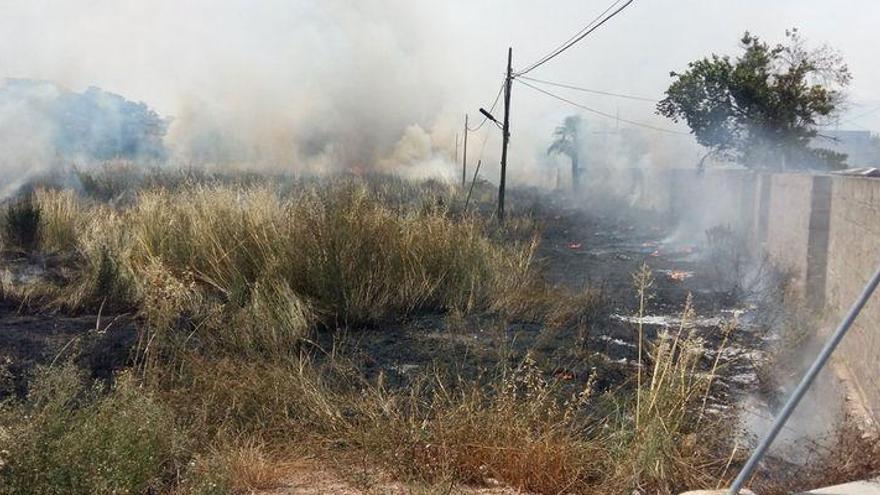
(547, 115, 583, 191)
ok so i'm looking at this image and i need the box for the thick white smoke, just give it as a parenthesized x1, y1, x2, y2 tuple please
(0, 80, 59, 198)
(0, 0, 877, 194)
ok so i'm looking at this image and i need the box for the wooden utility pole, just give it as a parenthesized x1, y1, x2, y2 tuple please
(462, 114, 469, 188)
(498, 47, 512, 221)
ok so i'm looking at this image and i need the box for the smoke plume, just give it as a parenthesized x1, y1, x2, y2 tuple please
(0, 0, 878, 195)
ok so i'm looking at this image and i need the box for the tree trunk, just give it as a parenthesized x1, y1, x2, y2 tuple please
(571, 153, 580, 191)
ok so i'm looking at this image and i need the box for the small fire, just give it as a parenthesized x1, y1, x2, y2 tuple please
(667, 270, 692, 282)
(566, 242, 582, 249)
(553, 368, 576, 381)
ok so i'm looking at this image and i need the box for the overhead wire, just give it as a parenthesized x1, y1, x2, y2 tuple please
(465, 0, 645, 138)
(471, 118, 495, 169)
(517, 75, 657, 103)
(463, 0, 677, 162)
(516, 78, 690, 135)
(820, 104, 880, 129)
(516, 0, 635, 76)
(847, 104, 880, 122)
(466, 80, 505, 132)
(516, 0, 623, 76)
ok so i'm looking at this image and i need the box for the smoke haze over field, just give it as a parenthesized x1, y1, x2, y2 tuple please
(2, 0, 880, 186)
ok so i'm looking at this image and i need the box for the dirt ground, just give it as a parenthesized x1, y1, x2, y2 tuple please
(258, 457, 533, 495)
(0, 301, 136, 398)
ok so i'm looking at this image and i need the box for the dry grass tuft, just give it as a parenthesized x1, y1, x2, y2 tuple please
(203, 442, 297, 494)
(33, 188, 84, 254)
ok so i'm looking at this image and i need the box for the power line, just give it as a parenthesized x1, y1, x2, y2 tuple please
(832, 120, 870, 131)
(848, 104, 880, 121)
(516, 0, 636, 76)
(818, 104, 880, 130)
(820, 116, 875, 131)
(516, 78, 690, 135)
(467, 80, 505, 132)
(516, 0, 623, 76)
(477, 125, 493, 164)
(518, 75, 657, 103)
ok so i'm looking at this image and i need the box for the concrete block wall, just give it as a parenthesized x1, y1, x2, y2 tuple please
(653, 168, 758, 240)
(806, 176, 832, 307)
(725, 172, 877, 421)
(825, 176, 880, 420)
(757, 173, 877, 418)
(753, 173, 772, 245)
(695, 169, 757, 234)
(764, 174, 814, 293)
(763, 174, 832, 305)
(642, 167, 880, 421)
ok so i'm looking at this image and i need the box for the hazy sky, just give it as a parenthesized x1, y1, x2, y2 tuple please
(2, 0, 878, 178)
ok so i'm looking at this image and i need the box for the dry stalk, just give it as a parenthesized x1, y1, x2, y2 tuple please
(632, 263, 654, 429)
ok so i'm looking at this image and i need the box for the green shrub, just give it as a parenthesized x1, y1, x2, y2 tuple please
(0, 364, 184, 495)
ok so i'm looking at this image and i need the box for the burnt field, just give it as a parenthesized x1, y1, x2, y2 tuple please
(0, 171, 874, 495)
(0, 177, 760, 400)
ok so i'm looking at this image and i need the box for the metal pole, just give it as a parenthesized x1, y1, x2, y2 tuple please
(728, 262, 880, 494)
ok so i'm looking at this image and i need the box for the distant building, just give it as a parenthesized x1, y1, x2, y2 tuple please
(814, 130, 880, 168)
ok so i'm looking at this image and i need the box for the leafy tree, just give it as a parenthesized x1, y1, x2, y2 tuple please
(657, 29, 851, 170)
(54, 86, 168, 161)
(548, 115, 583, 190)
(0, 79, 169, 163)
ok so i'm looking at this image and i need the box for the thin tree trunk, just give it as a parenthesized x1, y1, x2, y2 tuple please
(571, 153, 580, 191)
